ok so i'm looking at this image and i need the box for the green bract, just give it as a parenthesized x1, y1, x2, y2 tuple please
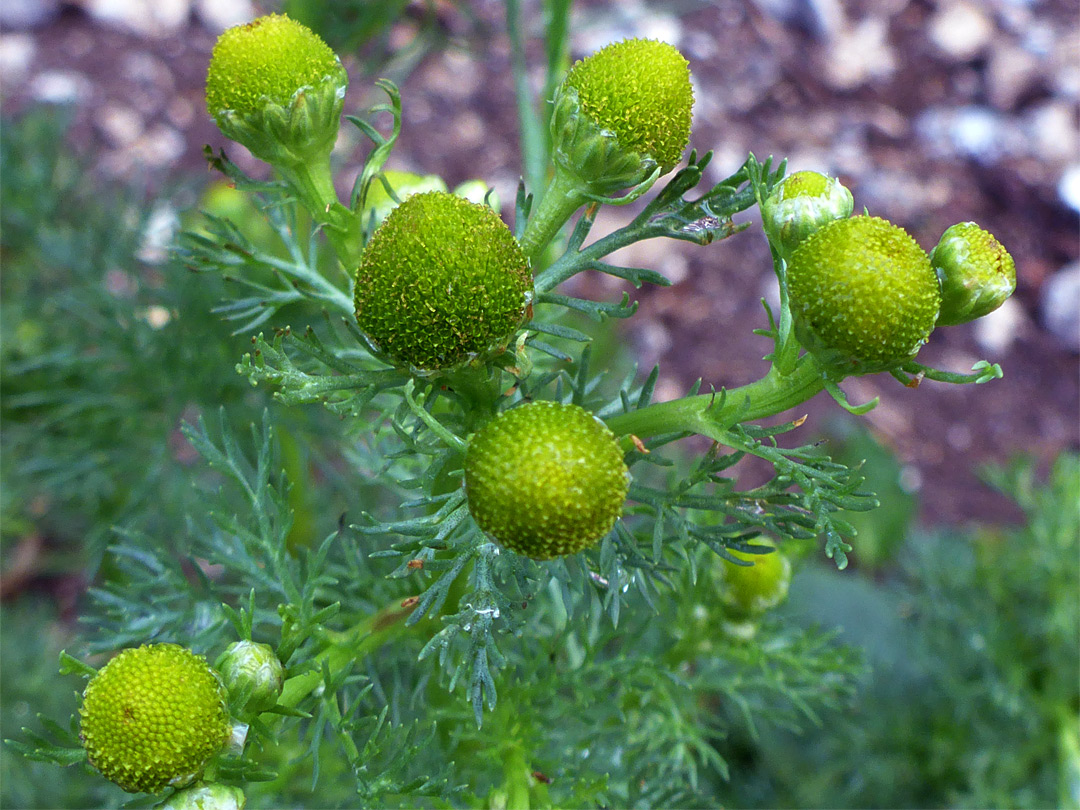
(464, 401, 630, 560)
(761, 170, 854, 259)
(551, 38, 693, 194)
(162, 783, 247, 810)
(353, 191, 533, 371)
(787, 215, 941, 375)
(79, 644, 230, 794)
(931, 222, 1016, 326)
(215, 640, 285, 716)
(205, 14, 347, 166)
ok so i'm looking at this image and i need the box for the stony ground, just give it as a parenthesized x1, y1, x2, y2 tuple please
(2, 0, 1077, 527)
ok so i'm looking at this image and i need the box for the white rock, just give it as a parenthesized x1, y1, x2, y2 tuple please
(83, 0, 191, 37)
(29, 70, 91, 104)
(823, 18, 896, 90)
(95, 103, 144, 148)
(973, 296, 1025, 355)
(194, 0, 254, 32)
(1041, 262, 1080, 353)
(929, 1, 995, 61)
(0, 0, 61, 30)
(1059, 164, 1080, 213)
(0, 34, 37, 91)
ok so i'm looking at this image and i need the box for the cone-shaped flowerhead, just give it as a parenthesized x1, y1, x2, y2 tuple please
(787, 216, 941, 375)
(714, 541, 792, 618)
(215, 640, 284, 716)
(551, 38, 693, 193)
(464, 401, 630, 560)
(79, 644, 230, 794)
(761, 170, 854, 259)
(205, 14, 347, 165)
(931, 222, 1016, 326)
(354, 191, 532, 371)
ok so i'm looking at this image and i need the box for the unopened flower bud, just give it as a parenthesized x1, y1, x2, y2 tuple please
(761, 170, 853, 260)
(551, 38, 693, 196)
(205, 14, 347, 167)
(215, 640, 284, 715)
(931, 222, 1016, 326)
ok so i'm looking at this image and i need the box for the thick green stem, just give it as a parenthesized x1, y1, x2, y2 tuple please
(518, 164, 587, 260)
(279, 156, 364, 271)
(604, 356, 826, 444)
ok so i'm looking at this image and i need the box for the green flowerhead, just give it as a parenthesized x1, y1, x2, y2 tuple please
(931, 222, 1016, 326)
(354, 191, 532, 371)
(464, 401, 630, 560)
(205, 14, 347, 166)
(206, 14, 341, 122)
(787, 215, 941, 375)
(79, 644, 230, 793)
(551, 39, 693, 193)
(714, 541, 792, 619)
(761, 170, 854, 259)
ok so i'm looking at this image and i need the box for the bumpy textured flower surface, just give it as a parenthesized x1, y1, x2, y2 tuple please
(563, 38, 693, 172)
(79, 644, 230, 793)
(760, 170, 854, 258)
(354, 191, 532, 370)
(464, 401, 630, 560)
(205, 14, 340, 121)
(931, 221, 1016, 326)
(787, 215, 941, 374)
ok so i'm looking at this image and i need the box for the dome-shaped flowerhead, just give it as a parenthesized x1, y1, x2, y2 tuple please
(354, 191, 533, 371)
(930, 222, 1016, 326)
(713, 541, 792, 619)
(79, 644, 230, 794)
(215, 640, 284, 716)
(551, 38, 693, 194)
(162, 783, 247, 810)
(361, 170, 448, 230)
(787, 215, 941, 375)
(464, 401, 630, 560)
(761, 170, 854, 260)
(205, 14, 347, 165)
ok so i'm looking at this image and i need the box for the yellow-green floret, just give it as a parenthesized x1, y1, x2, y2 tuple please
(79, 644, 230, 794)
(713, 541, 792, 618)
(464, 401, 630, 560)
(564, 38, 693, 172)
(205, 14, 340, 122)
(353, 191, 532, 370)
(787, 215, 941, 374)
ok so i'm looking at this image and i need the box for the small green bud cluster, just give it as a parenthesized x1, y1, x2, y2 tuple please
(215, 640, 285, 716)
(464, 401, 630, 560)
(931, 221, 1016, 326)
(760, 170, 854, 260)
(354, 191, 533, 371)
(551, 38, 694, 194)
(79, 644, 230, 794)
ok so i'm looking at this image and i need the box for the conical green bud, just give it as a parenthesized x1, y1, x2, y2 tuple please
(79, 644, 230, 794)
(551, 38, 694, 195)
(215, 640, 284, 716)
(761, 170, 854, 260)
(464, 401, 630, 560)
(713, 541, 792, 619)
(787, 216, 941, 375)
(931, 222, 1016, 326)
(354, 191, 533, 371)
(205, 14, 347, 167)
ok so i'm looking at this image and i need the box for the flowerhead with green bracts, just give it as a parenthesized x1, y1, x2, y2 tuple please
(551, 38, 694, 196)
(205, 14, 347, 168)
(786, 215, 942, 376)
(79, 644, 230, 794)
(353, 191, 533, 371)
(761, 170, 854, 260)
(931, 221, 1016, 326)
(464, 401, 630, 560)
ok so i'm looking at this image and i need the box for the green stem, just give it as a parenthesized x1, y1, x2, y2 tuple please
(502, 744, 531, 810)
(519, 164, 587, 260)
(279, 156, 364, 270)
(277, 596, 419, 710)
(604, 355, 826, 444)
